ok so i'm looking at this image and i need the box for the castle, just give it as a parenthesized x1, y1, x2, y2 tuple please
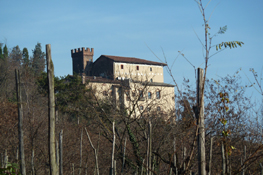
(71, 47, 175, 118)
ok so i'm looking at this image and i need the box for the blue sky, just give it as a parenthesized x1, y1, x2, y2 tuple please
(1, 0, 263, 101)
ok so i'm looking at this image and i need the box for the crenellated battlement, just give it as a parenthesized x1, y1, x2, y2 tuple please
(71, 47, 94, 76)
(71, 47, 94, 56)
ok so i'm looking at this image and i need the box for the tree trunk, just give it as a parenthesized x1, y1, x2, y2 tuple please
(1, 153, 3, 168)
(31, 149, 34, 175)
(183, 147, 186, 171)
(56, 141, 59, 167)
(79, 128, 83, 175)
(85, 127, 99, 175)
(148, 120, 152, 175)
(259, 163, 263, 175)
(110, 121, 116, 175)
(221, 142, 225, 175)
(141, 159, 145, 175)
(242, 145, 246, 175)
(72, 163, 74, 175)
(46, 44, 58, 175)
(15, 69, 26, 175)
(208, 136, 213, 175)
(4, 150, 8, 168)
(85, 162, 88, 175)
(16, 147, 19, 164)
(173, 137, 178, 175)
(195, 68, 206, 175)
(59, 130, 63, 175)
(169, 168, 172, 175)
(121, 137, 127, 174)
(114, 160, 117, 175)
(226, 151, 229, 175)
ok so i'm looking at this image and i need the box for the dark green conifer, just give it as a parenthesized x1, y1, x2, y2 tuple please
(32, 43, 45, 77)
(0, 46, 3, 60)
(22, 48, 29, 66)
(3, 44, 8, 60)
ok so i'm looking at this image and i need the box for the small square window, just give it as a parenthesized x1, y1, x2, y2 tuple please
(136, 66, 139, 70)
(103, 91, 108, 96)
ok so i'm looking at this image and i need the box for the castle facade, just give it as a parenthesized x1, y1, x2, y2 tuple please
(71, 47, 175, 118)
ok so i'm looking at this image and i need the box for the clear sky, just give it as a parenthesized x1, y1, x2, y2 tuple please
(1, 0, 263, 100)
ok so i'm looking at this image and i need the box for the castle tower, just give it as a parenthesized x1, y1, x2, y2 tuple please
(71, 47, 94, 75)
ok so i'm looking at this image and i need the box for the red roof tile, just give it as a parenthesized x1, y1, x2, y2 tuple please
(101, 55, 167, 66)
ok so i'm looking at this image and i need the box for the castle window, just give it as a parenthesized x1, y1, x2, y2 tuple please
(136, 66, 139, 70)
(103, 91, 108, 96)
(139, 90, 143, 98)
(150, 78, 153, 82)
(121, 65, 124, 69)
(110, 86, 114, 96)
(125, 90, 130, 101)
(140, 105, 144, 110)
(156, 90, 161, 99)
(148, 92, 152, 99)
(157, 106, 161, 111)
(150, 67, 152, 71)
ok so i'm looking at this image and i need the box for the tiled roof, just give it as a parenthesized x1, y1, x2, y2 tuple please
(102, 55, 167, 66)
(140, 81, 175, 87)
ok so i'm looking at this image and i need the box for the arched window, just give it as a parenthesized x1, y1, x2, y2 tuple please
(132, 91, 136, 97)
(125, 90, 130, 101)
(156, 90, 161, 99)
(157, 106, 161, 111)
(136, 66, 139, 70)
(139, 90, 143, 98)
(121, 64, 124, 69)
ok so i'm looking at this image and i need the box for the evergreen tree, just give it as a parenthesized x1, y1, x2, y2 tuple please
(0, 44, 8, 101)
(37, 73, 91, 118)
(22, 47, 29, 66)
(32, 43, 45, 77)
(3, 44, 8, 60)
(10, 45, 22, 66)
(0, 46, 3, 60)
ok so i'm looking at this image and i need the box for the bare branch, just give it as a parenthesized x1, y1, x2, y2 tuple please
(207, 2, 221, 23)
(193, 27, 205, 49)
(204, 0, 212, 10)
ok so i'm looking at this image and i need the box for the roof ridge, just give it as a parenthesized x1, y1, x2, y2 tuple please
(101, 55, 167, 66)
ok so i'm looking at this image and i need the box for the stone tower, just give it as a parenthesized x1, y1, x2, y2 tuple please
(71, 47, 94, 75)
